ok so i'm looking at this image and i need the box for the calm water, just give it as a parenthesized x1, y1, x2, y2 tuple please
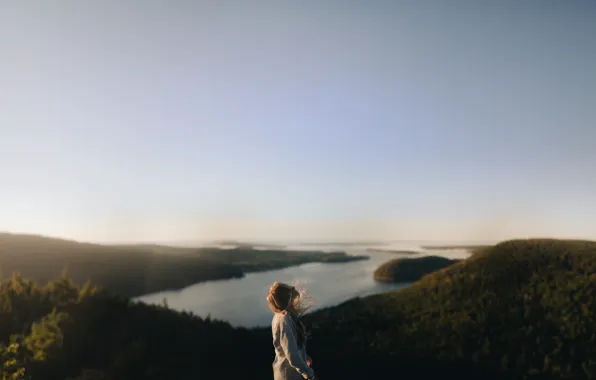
(135, 242, 472, 327)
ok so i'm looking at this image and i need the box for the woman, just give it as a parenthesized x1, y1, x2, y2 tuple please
(266, 281, 317, 380)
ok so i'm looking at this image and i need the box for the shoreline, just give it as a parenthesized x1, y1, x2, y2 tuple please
(0, 232, 369, 299)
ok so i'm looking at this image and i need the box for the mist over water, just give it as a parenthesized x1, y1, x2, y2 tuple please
(136, 241, 474, 327)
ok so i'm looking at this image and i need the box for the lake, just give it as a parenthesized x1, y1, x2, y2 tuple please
(135, 242, 473, 327)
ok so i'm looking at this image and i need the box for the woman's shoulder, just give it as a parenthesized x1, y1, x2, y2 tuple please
(272, 311, 293, 326)
(273, 311, 289, 320)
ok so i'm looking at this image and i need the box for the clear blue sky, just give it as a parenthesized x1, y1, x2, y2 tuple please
(1, 1, 595, 243)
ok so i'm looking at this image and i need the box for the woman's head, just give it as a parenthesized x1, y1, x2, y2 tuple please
(266, 281, 313, 316)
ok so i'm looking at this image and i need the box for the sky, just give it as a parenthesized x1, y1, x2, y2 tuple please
(1, 1, 595, 243)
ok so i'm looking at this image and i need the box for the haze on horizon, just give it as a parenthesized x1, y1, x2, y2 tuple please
(1, 1, 595, 244)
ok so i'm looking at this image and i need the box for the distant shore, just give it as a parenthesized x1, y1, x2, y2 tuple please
(0, 233, 368, 298)
(365, 248, 419, 255)
(298, 242, 390, 247)
(420, 244, 492, 251)
(211, 240, 288, 249)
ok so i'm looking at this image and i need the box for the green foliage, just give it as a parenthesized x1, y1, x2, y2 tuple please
(25, 310, 68, 361)
(0, 273, 296, 379)
(0, 341, 30, 380)
(310, 239, 596, 379)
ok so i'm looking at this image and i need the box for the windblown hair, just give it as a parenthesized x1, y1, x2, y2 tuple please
(266, 281, 313, 348)
(266, 281, 313, 316)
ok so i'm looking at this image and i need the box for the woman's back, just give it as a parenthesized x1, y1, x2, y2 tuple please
(271, 312, 312, 380)
(266, 282, 316, 380)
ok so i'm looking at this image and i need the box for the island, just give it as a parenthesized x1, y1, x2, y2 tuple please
(211, 240, 287, 249)
(365, 248, 419, 255)
(373, 255, 460, 283)
(0, 232, 368, 298)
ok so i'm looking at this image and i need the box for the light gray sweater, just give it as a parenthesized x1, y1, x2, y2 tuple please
(271, 312, 314, 380)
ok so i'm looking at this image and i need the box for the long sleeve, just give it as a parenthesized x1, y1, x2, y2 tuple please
(277, 315, 314, 379)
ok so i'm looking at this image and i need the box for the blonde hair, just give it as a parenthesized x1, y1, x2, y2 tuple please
(266, 281, 313, 316)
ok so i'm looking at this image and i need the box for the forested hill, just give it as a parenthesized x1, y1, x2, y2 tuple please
(1, 238, 595, 379)
(0, 274, 491, 380)
(0, 232, 366, 298)
(308, 238, 596, 379)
